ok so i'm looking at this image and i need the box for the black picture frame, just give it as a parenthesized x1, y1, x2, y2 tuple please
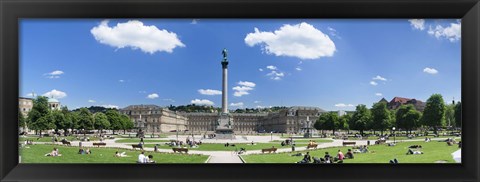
(1, 0, 479, 182)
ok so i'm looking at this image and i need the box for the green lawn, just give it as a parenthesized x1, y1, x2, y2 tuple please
(19, 144, 208, 163)
(19, 136, 101, 142)
(143, 139, 332, 151)
(115, 138, 171, 143)
(242, 140, 461, 163)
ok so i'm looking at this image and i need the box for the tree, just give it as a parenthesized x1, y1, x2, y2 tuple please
(94, 112, 110, 136)
(444, 104, 455, 128)
(27, 96, 50, 136)
(30, 113, 56, 136)
(19, 109, 27, 133)
(350, 104, 372, 136)
(314, 112, 339, 134)
(51, 110, 66, 134)
(76, 108, 94, 136)
(396, 104, 422, 134)
(454, 102, 462, 129)
(120, 114, 134, 134)
(421, 94, 446, 134)
(371, 102, 393, 135)
(339, 114, 351, 133)
(106, 110, 122, 134)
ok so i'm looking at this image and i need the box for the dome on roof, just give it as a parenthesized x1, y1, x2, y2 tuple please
(48, 98, 59, 103)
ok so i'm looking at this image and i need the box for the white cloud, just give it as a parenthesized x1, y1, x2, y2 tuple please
(233, 91, 249, 97)
(256, 105, 265, 109)
(254, 100, 261, 104)
(259, 68, 263, 72)
(198, 89, 222, 95)
(43, 89, 67, 99)
(335, 103, 354, 108)
(266, 65, 277, 70)
(267, 70, 285, 80)
(119, 80, 125, 83)
(296, 67, 302, 71)
(238, 81, 256, 87)
(409, 19, 425, 30)
(245, 22, 336, 60)
(88, 100, 96, 103)
(375, 93, 383, 96)
(372, 75, 387, 81)
(233, 81, 256, 97)
(147, 93, 159, 99)
(370, 81, 378, 86)
(230, 102, 244, 107)
(427, 22, 461, 42)
(191, 19, 198, 24)
(45, 70, 64, 79)
(423, 67, 438, 74)
(163, 98, 175, 102)
(191, 99, 214, 106)
(100, 104, 119, 109)
(91, 20, 185, 54)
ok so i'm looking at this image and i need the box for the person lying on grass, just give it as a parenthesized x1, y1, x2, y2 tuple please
(45, 147, 61, 157)
(406, 148, 423, 155)
(115, 151, 128, 157)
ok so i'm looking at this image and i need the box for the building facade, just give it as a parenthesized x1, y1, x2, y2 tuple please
(121, 104, 326, 134)
(19, 97, 33, 116)
(120, 105, 188, 133)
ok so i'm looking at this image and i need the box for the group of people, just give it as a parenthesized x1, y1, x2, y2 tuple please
(78, 148, 92, 155)
(296, 149, 354, 164)
(353, 145, 369, 153)
(137, 151, 155, 163)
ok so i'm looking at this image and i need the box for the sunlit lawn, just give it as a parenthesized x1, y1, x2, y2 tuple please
(19, 144, 208, 163)
(19, 136, 100, 142)
(242, 140, 461, 163)
(115, 138, 171, 143)
(143, 139, 333, 151)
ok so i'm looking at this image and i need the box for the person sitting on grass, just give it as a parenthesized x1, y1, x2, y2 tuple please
(406, 149, 423, 155)
(115, 151, 128, 157)
(312, 157, 322, 164)
(138, 151, 147, 163)
(78, 148, 85, 154)
(425, 137, 431, 142)
(45, 148, 61, 157)
(154, 145, 158, 152)
(324, 152, 332, 163)
(303, 152, 312, 163)
(85, 148, 92, 155)
(147, 155, 155, 163)
(345, 149, 354, 159)
(334, 150, 344, 162)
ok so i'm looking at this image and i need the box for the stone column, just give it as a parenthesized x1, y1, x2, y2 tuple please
(221, 61, 229, 114)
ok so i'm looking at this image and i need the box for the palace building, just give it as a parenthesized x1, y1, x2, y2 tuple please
(379, 97, 426, 112)
(120, 104, 327, 134)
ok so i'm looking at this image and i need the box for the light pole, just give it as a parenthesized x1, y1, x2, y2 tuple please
(392, 127, 396, 144)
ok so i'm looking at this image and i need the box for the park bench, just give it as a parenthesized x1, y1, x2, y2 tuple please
(132, 144, 143, 150)
(261, 147, 277, 153)
(172, 148, 188, 154)
(61, 140, 71, 146)
(93, 142, 106, 147)
(342, 141, 356, 146)
(307, 144, 318, 149)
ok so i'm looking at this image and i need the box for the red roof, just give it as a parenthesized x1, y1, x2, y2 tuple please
(390, 97, 411, 104)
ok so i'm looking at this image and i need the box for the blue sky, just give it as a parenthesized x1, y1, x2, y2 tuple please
(20, 19, 461, 111)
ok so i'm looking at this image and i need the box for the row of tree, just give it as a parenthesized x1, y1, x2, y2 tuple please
(314, 94, 461, 135)
(19, 96, 134, 136)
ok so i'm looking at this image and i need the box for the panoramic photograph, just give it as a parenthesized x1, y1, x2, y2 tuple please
(19, 19, 461, 164)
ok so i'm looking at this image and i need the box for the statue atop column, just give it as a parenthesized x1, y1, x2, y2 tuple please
(222, 48, 228, 62)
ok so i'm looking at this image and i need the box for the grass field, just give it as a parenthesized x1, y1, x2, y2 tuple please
(115, 138, 171, 143)
(19, 144, 209, 163)
(143, 139, 333, 151)
(242, 140, 461, 163)
(19, 136, 100, 142)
